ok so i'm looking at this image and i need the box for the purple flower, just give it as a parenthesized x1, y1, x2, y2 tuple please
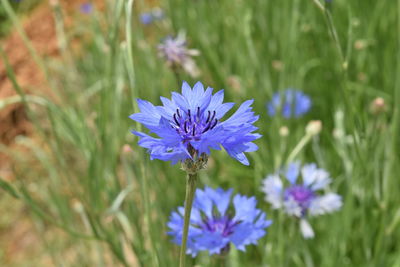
(130, 81, 261, 165)
(261, 162, 342, 238)
(267, 89, 311, 118)
(158, 33, 200, 77)
(167, 187, 272, 256)
(80, 3, 93, 14)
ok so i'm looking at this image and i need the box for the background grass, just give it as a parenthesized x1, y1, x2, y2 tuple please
(1, 0, 400, 266)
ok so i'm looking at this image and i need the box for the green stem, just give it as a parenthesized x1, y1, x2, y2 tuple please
(286, 134, 312, 164)
(179, 173, 198, 267)
(172, 66, 182, 88)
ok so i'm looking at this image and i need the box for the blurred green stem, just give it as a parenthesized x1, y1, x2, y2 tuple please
(172, 66, 182, 88)
(179, 173, 198, 267)
(287, 133, 312, 163)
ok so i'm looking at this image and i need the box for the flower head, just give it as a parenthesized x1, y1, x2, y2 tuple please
(130, 81, 261, 165)
(267, 89, 311, 118)
(168, 187, 272, 256)
(80, 3, 93, 14)
(140, 8, 165, 25)
(261, 162, 342, 238)
(140, 12, 153, 24)
(158, 33, 200, 77)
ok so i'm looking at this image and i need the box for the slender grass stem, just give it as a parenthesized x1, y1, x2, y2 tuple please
(179, 173, 198, 267)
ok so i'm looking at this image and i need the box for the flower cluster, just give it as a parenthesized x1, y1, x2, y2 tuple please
(261, 162, 342, 238)
(130, 81, 261, 165)
(157, 34, 200, 77)
(168, 187, 272, 256)
(267, 89, 311, 118)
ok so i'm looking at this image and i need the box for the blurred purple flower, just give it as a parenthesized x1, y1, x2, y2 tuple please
(267, 89, 311, 118)
(140, 13, 153, 25)
(80, 3, 93, 14)
(261, 162, 342, 239)
(140, 8, 165, 25)
(158, 33, 200, 77)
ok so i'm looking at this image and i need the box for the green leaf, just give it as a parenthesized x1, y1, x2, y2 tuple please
(0, 178, 20, 199)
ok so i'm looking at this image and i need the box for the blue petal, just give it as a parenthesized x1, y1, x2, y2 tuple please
(204, 187, 233, 215)
(233, 195, 258, 222)
(193, 188, 213, 218)
(194, 232, 229, 255)
(129, 99, 161, 127)
(171, 92, 190, 112)
(206, 89, 224, 112)
(285, 161, 300, 184)
(229, 222, 255, 251)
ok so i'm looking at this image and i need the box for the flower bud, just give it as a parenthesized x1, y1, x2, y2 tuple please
(369, 97, 386, 115)
(306, 120, 322, 136)
(279, 126, 289, 137)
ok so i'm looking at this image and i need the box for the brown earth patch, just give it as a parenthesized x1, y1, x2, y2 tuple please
(0, 1, 103, 265)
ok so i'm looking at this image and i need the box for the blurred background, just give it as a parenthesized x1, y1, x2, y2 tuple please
(0, 0, 399, 266)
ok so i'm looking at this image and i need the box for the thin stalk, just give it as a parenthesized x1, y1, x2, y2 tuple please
(287, 134, 312, 164)
(172, 65, 182, 88)
(179, 173, 198, 267)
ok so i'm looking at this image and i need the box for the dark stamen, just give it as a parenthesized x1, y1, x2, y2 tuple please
(176, 109, 181, 118)
(197, 107, 200, 117)
(173, 114, 180, 126)
(210, 111, 216, 122)
(192, 125, 196, 136)
(210, 118, 218, 129)
(202, 122, 212, 133)
(188, 109, 191, 122)
(184, 121, 188, 133)
(206, 111, 211, 123)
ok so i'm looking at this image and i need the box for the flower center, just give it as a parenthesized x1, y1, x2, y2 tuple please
(284, 185, 315, 208)
(171, 107, 218, 142)
(201, 216, 235, 237)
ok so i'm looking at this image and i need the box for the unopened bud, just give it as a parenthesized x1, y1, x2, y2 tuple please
(306, 120, 322, 136)
(279, 126, 289, 137)
(71, 199, 84, 213)
(227, 76, 242, 94)
(369, 97, 386, 114)
(272, 60, 284, 71)
(122, 144, 132, 154)
(354, 39, 367, 50)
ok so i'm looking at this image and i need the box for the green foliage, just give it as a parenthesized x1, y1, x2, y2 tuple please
(1, 0, 400, 266)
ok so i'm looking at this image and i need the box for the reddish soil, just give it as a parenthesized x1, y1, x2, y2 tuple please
(0, 0, 105, 180)
(0, 1, 103, 265)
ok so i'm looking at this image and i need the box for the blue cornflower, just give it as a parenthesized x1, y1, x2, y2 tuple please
(267, 89, 311, 118)
(80, 3, 93, 14)
(168, 187, 272, 256)
(261, 162, 342, 238)
(140, 12, 153, 24)
(130, 81, 261, 165)
(158, 33, 200, 77)
(140, 8, 165, 25)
